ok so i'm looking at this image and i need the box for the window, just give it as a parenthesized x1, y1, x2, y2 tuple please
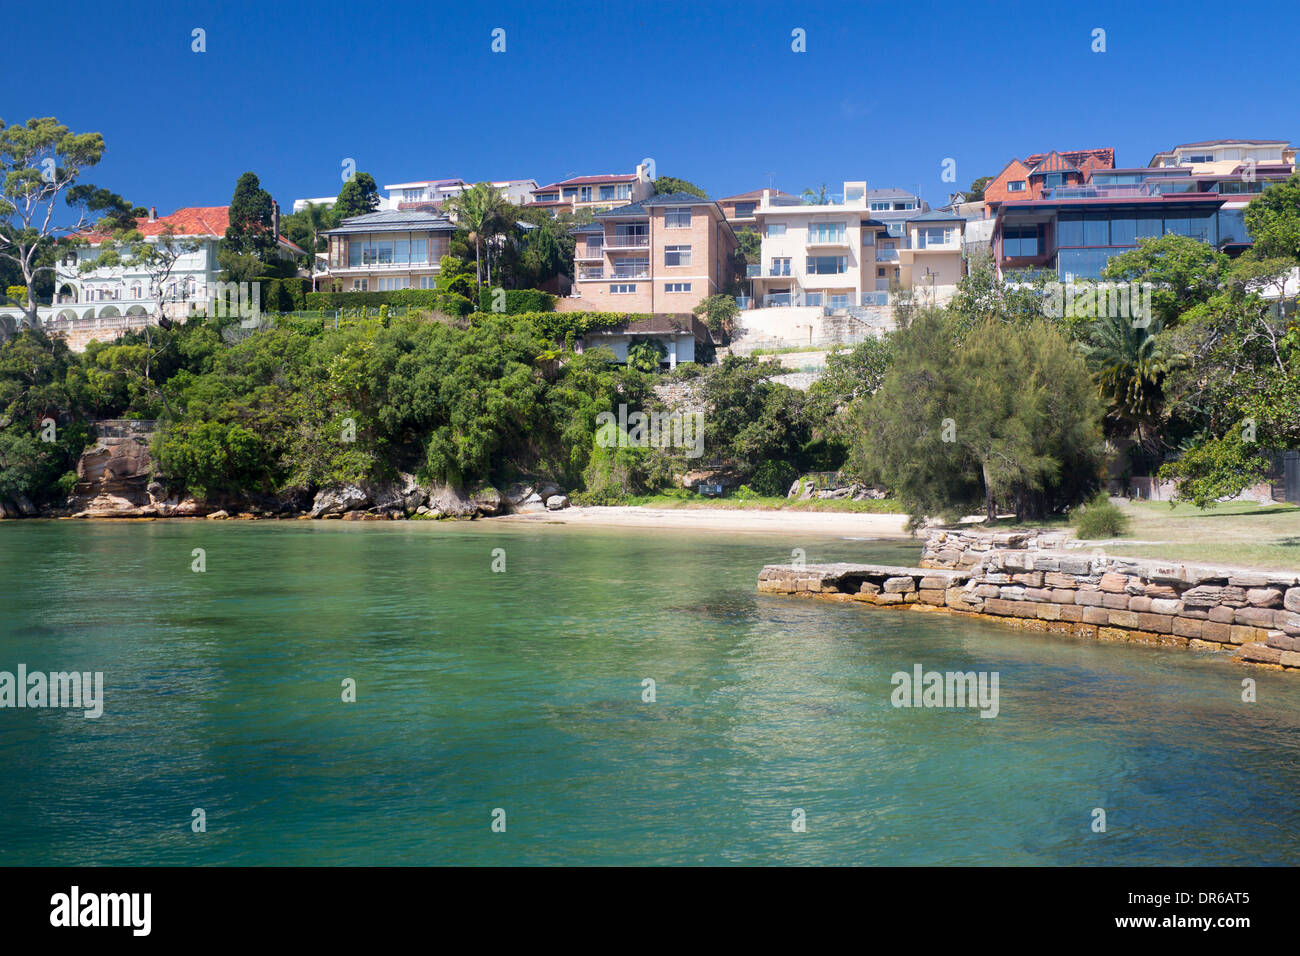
(664, 245, 692, 267)
(733, 202, 756, 218)
(378, 277, 409, 291)
(1003, 226, 1038, 257)
(1007, 180, 1027, 193)
(1042, 173, 1065, 188)
(613, 256, 648, 278)
(562, 187, 577, 199)
(610, 284, 636, 294)
(769, 257, 791, 276)
(402, 188, 425, 201)
(1083, 214, 1109, 247)
(861, 228, 875, 245)
(581, 187, 593, 202)
(420, 276, 437, 289)
(598, 185, 615, 201)
(808, 222, 846, 244)
(664, 282, 692, 293)
(877, 267, 886, 277)
(1185, 154, 1214, 163)
(870, 201, 890, 211)
(664, 207, 692, 228)
(535, 192, 558, 202)
(829, 293, 850, 310)
(766, 222, 787, 237)
(616, 184, 632, 199)
(352, 279, 368, 291)
(805, 292, 823, 306)
(805, 255, 847, 275)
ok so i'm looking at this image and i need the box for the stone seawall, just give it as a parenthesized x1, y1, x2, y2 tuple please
(757, 533, 1300, 673)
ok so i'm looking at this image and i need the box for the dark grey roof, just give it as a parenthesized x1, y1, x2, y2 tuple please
(596, 192, 716, 219)
(324, 210, 456, 235)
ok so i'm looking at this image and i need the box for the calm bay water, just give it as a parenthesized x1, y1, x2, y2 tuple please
(1, 518, 1299, 866)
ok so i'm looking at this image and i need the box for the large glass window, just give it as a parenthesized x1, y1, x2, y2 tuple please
(1058, 248, 1117, 280)
(1058, 212, 1084, 247)
(734, 202, 756, 217)
(1217, 208, 1249, 245)
(1109, 216, 1138, 247)
(805, 256, 847, 275)
(1003, 226, 1038, 257)
(1083, 214, 1109, 247)
(1136, 212, 1162, 239)
(767, 222, 786, 237)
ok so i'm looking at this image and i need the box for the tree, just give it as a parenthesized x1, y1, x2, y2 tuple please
(218, 172, 278, 283)
(652, 176, 707, 198)
(692, 294, 740, 343)
(966, 176, 993, 202)
(333, 172, 379, 220)
(1243, 172, 1300, 261)
(801, 184, 830, 205)
(1101, 233, 1229, 328)
(445, 182, 510, 287)
(735, 227, 760, 265)
(850, 310, 1104, 527)
(1079, 312, 1179, 447)
(0, 117, 106, 331)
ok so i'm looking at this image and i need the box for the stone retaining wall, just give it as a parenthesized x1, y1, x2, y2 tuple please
(758, 541, 1300, 673)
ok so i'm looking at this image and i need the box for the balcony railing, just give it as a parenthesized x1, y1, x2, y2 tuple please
(735, 295, 753, 309)
(576, 245, 605, 260)
(746, 264, 761, 277)
(606, 234, 650, 248)
(763, 293, 793, 307)
(875, 248, 899, 261)
(903, 237, 962, 251)
(578, 268, 605, 280)
(333, 260, 441, 272)
(611, 269, 650, 279)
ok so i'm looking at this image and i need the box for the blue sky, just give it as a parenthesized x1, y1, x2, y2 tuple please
(4, 0, 1298, 214)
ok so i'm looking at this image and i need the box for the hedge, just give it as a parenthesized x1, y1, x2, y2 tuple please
(255, 277, 313, 313)
(478, 310, 649, 340)
(303, 289, 474, 316)
(482, 288, 555, 314)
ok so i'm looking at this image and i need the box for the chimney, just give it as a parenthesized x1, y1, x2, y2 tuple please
(272, 201, 281, 239)
(148, 206, 157, 222)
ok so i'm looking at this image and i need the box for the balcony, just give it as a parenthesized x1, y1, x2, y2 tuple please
(735, 295, 753, 309)
(903, 237, 962, 252)
(746, 263, 761, 277)
(333, 260, 440, 272)
(610, 269, 650, 280)
(875, 248, 899, 262)
(805, 233, 850, 248)
(606, 233, 650, 248)
(575, 245, 605, 260)
(577, 268, 606, 280)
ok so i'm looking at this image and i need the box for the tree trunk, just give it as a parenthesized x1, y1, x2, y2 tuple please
(982, 461, 996, 522)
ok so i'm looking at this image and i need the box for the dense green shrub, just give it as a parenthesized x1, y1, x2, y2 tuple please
(256, 277, 312, 313)
(749, 459, 797, 497)
(304, 289, 473, 315)
(476, 288, 555, 314)
(1071, 494, 1130, 539)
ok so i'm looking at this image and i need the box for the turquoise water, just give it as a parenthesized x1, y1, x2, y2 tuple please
(1, 519, 1299, 866)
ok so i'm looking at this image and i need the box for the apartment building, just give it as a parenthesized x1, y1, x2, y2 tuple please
(527, 164, 653, 216)
(991, 141, 1296, 280)
(747, 181, 886, 310)
(316, 209, 456, 291)
(384, 179, 466, 212)
(563, 192, 739, 313)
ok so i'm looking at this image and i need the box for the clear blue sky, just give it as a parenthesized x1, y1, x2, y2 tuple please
(4, 0, 1298, 214)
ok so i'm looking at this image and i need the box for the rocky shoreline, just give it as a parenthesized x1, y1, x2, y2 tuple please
(1, 433, 572, 522)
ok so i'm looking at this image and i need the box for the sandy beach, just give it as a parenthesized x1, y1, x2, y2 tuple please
(496, 504, 915, 537)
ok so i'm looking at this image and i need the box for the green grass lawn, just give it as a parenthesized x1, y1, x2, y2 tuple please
(1094, 499, 1300, 571)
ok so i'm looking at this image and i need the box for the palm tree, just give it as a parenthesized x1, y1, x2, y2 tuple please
(1080, 312, 1178, 447)
(445, 182, 510, 287)
(802, 184, 830, 205)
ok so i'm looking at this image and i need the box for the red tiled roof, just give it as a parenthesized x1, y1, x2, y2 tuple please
(76, 205, 301, 252)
